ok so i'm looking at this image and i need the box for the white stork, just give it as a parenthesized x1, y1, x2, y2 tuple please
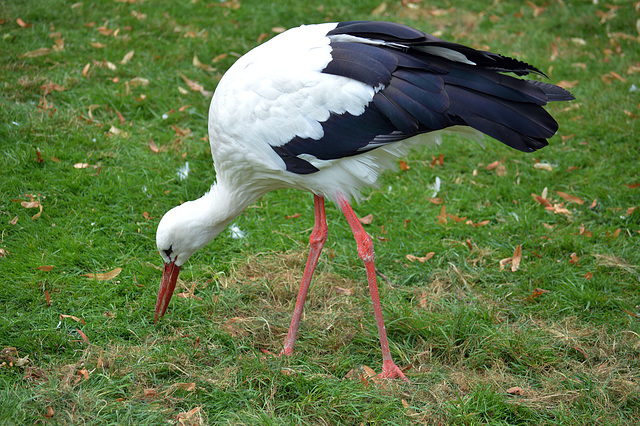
(154, 21, 574, 380)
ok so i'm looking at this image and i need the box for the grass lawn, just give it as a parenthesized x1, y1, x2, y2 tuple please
(1, 0, 639, 424)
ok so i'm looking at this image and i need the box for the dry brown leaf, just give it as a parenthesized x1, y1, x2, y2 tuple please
(120, 50, 134, 64)
(40, 83, 65, 95)
(437, 205, 447, 224)
(507, 386, 524, 395)
(406, 252, 435, 263)
(193, 54, 215, 72)
(128, 77, 149, 87)
(534, 162, 554, 172)
(556, 80, 578, 89)
(149, 139, 159, 153)
(131, 10, 147, 20)
(524, 288, 549, 302)
(526, 1, 545, 17)
(556, 190, 584, 204)
(602, 71, 626, 84)
(212, 53, 228, 63)
(177, 406, 202, 424)
(44, 406, 54, 418)
(334, 286, 353, 295)
(0, 248, 7, 258)
(21, 48, 52, 58)
(285, 213, 301, 219)
(486, 160, 501, 170)
(78, 367, 90, 379)
(584, 272, 593, 280)
(399, 160, 410, 171)
(531, 193, 552, 208)
(37, 265, 53, 271)
(176, 382, 196, 391)
(82, 62, 91, 77)
(83, 267, 122, 281)
(358, 213, 373, 225)
(59, 314, 83, 322)
(73, 162, 90, 169)
(16, 18, 32, 28)
(569, 252, 580, 265)
(44, 289, 51, 307)
(90, 41, 106, 48)
(627, 206, 638, 216)
(144, 388, 159, 398)
(372, 2, 387, 16)
(178, 72, 213, 97)
(511, 245, 522, 272)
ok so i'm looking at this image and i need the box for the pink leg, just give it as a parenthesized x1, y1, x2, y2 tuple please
(282, 195, 328, 356)
(337, 194, 408, 381)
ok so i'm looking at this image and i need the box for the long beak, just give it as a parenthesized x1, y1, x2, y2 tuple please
(154, 261, 181, 321)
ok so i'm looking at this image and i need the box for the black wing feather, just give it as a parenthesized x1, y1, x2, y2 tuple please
(272, 21, 574, 174)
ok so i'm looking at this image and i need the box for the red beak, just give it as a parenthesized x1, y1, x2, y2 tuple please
(154, 261, 181, 321)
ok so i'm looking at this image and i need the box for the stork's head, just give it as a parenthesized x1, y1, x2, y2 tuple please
(154, 199, 224, 321)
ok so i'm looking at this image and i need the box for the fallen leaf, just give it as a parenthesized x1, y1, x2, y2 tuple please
(44, 290, 51, 307)
(212, 53, 228, 63)
(569, 252, 580, 265)
(406, 252, 435, 263)
(128, 77, 149, 87)
(534, 162, 554, 172)
(16, 18, 32, 28)
(437, 205, 447, 224)
(556, 190, 584, 204)
(285, 213, 301, 219)
(120, 50, 134, 64)
(531, 193, 552, 208)
(82, 62, 91, 77)
(179, 72, 213, 97)
(90, 41, 106, 48)
(556, 80, 578, 89)
(358, 214, 373, 225)
(507, 386, 524, 395)
(524, 288, 549, 302)
(144, 388, 159, 398)
(627, 206, 638, 216)
(334, 286, 353, 295)
(44, 406, 54, 418)
(176, 382, 196, 392)
(584, 272, 593, 280)
(73, 163, 90, 168)
(37, 265, 53, 271)
(59, 314, 83, 322)
(193, 54, 215, 72)
(40, 83, 65, 95)
(511, 245, 522, 272)
(21, 47, 52, 58)
(576, 224, 593, 237)
(149, 138, 159, 153)
(399, 160, 410, 170)
(83, 267, 122, 281)
(78, 367, 90, 379)
(486, 160, 502, 170)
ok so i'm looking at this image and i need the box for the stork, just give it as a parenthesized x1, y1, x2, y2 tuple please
(154, 21, 574, 380)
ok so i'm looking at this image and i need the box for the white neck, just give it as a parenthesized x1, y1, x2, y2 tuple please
(156, 178, 267, 266)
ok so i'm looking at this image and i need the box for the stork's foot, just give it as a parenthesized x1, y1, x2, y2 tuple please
(377, 360, 409, 382)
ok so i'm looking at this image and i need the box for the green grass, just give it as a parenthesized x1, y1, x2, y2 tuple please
(1, 0, 639, 424)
